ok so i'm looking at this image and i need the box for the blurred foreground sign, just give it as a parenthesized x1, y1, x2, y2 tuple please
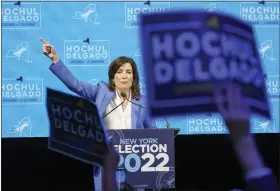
(139, 10, 271, 119)
(46, 88, 109, 166)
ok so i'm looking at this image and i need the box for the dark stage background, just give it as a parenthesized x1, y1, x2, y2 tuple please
(2, 134, 279, 191)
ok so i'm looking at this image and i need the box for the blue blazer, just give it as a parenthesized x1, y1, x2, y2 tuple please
(49, 60, 155, 129)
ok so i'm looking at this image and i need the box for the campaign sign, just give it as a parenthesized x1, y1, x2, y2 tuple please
(139, 10, 271, 119)
(46, 88, 109, 166)
(107, 128, 175, 189)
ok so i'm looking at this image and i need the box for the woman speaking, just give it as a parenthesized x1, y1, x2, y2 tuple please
(40, 37, 155, 130)
(41, 37, 155, 190)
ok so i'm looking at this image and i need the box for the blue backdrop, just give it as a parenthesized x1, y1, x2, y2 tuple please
(2, 1, 279, 138)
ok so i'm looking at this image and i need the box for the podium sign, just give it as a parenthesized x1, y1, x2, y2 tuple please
(139, 10, 271, 119)
(46, 88, 109, 166)
(107, 128, 176, 190)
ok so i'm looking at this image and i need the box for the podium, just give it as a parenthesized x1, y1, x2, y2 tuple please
(94, 128, 179, 191)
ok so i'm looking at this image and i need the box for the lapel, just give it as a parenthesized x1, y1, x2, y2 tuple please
(102, 90, 142, 129)
(131, 98, 141, 129)
(102, 91, 115, 115)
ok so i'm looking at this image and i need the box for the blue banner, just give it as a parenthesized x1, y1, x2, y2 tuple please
(139, 10, 271, 119)
(2, 2, 279, 137)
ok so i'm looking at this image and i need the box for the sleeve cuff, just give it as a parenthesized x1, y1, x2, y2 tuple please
(245, 167, 272, 181)
(49, 59, 63, 70)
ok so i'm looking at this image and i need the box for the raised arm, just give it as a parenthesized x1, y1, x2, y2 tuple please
(213, 83, 278, 191)
(40, 37, 99, 101)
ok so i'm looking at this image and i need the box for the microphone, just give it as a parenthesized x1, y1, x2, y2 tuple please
(122, 92, 171, 129)
(164, 118, 171, 129)
(103, 93, 126, 119)
(121, 92, 145, 109)
(120, 92, 127, 99)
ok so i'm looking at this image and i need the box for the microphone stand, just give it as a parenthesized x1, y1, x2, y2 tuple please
(125, 98, 145, 109)
(164, 118, 171, 129)
(103, 100, 125, 118)
(123, 96, 171, 129)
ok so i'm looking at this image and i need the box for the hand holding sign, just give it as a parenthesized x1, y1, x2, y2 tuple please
(213, 83, 250, 138)
(102, 142, 119, 191)
(215, 83, 279, 191)
(103, 143, 119, 174)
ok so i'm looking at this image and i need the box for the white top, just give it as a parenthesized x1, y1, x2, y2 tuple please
(103, 91, 132, 130)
